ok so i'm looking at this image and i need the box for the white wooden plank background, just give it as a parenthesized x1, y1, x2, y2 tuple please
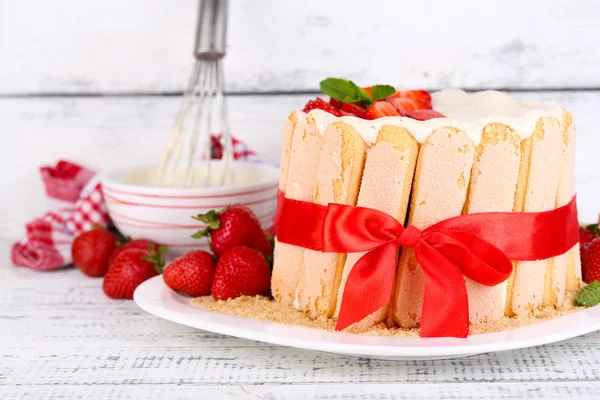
(3, 1, 600, 398)
(3, 240, 600, 400)
(2, 92, 600, 399)
(1, 0, 600, 94)
(3, 91, 600, 240)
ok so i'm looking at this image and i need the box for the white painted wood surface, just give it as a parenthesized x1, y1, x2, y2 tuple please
(3, 239, 600, 399)
(3, 1, 600, 396)
(2, 91, 600, 398)
(1, 0, 600, 94)
(3, 91, 600, 240)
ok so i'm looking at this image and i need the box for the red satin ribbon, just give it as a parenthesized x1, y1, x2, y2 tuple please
(276, 195, 579, 338)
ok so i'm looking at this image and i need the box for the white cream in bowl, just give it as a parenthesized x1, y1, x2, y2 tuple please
(101, 161, 279, 256)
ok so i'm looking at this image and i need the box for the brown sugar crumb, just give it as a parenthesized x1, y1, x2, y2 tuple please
(192, 296, 335, 330)
(191, 292, 583, 337)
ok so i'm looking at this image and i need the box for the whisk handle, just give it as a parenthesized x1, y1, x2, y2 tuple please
(195, 0, 228, 60)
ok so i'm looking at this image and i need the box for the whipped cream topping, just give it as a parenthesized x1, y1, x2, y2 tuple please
(304, 89, 565, 146)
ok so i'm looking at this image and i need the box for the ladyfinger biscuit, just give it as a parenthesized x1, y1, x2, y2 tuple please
(296, 121, 367, 319)
(561, 111, 583, 293)
(333, 126, 419, 332)
(506, 117, 566, 316)
(463, 124, 521, 324)
(271, 112, 324, 305)
(392, 127, 475, 328)
(545, 110, 581, 307)
(278, 111, 298, 194)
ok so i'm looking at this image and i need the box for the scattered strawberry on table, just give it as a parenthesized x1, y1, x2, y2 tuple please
(211, 245, 271, 301)
(109, 238, 160, 265)
(68, 203, 273, 303)
(191, 205, 273, 257)
(579, 223, 600, 283)
(103, 245, 166, 299)
(302, 77, 445, 121)
(576, 222, 600, 307)
(169, 205, 274, 300)
(163, 250, 216, 297)
(164, 205, 273, 300)
(580, 225, 599, 256)
(71, 227, 118, 277)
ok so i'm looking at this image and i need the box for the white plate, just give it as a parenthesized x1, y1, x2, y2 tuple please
(134, 276, 600, 360)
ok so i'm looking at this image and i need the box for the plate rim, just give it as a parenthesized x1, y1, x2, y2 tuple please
(134, 275, 600, 358)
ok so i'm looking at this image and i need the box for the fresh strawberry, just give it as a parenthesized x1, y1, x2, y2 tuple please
(303, 98, 343, 116)
(329, 98, 343, 109)
(163, 250, 216, 297)
(71, 228, 117, 277)
(265, 225, 275, 237)
(583, 238, 600, 283)
(405, 109, 446, 121)
(386, 97, 432, 115)
(580, 227, 597, 253)
(212, 246, 271, 300)
(364, 101, 400, 120)
(341, 102, 366, 118)
(109, 238, 159, 265)
(362, 86, 373, 96)
(192, 205, 273, 257)
(390, 90, 432, 105)
(580, 226, 599, 264)
(102, 246, 166, 299)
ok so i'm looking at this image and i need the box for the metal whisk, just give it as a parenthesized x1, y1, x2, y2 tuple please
(156, 0, 232, 188)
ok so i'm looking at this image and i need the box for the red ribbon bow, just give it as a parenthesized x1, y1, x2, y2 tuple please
(276, 193, 579, 338)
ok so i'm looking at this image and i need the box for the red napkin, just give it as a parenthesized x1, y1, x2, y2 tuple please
(12, 135, 259, 271)
(12, 160, 111, 271)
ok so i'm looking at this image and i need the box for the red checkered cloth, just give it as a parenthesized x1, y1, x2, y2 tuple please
(11, 161, 111, 271)
(210, 134, 257, 160)
(12, 135, 259, 271)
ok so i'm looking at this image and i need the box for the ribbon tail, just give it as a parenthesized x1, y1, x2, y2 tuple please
(336, 243, 398, 331)
(416, 242, 470, 338)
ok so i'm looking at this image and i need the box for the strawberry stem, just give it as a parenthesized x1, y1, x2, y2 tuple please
(142, 245, 168, 274)
(192, 209, 221, 229)
(586, 223, 600, 236)
(191, 227, 210, 239)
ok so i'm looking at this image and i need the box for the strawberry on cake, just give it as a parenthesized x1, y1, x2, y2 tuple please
(270, 78, 582, 334)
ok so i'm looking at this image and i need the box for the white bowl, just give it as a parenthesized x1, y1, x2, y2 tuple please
(101, 161, 279, 255)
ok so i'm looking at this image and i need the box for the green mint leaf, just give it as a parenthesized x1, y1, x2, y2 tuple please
(370, 85, 396, 102)
(355, 87, 373, 106)
(575, 281, 600, 307)
(320, 78, 372, 106)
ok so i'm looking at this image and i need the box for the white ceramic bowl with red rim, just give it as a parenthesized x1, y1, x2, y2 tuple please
(101, 161, 280, 255)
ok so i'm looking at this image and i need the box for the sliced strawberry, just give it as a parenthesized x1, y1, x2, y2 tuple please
(341, 102, 366, 118)
(363, 87, 372, 96)
(389, 90, 432, 105)
(405, 110, 446, 121)
(364, 101, 400, 120)
(329, 98, 343, 109)
(386, 97, 431, 116)
(303, 98, 343, 117)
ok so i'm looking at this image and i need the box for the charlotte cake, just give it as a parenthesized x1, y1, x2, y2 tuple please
(264, 81, 582, 335)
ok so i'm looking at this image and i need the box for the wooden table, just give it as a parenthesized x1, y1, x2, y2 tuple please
(3, 92, 600, 399)
(3, 238, 600, 399)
